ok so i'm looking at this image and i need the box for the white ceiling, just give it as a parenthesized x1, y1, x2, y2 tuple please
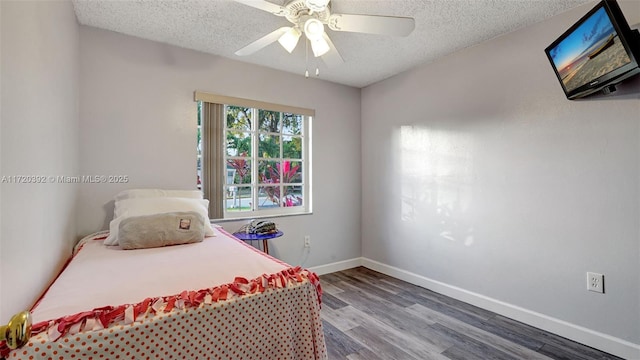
(72, 0, 593, 88)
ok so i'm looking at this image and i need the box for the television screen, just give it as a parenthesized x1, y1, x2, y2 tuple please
(545, 0, 639, 99)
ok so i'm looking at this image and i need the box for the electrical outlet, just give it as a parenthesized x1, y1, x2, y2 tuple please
(587, 272, 604, 293)
(304, 235, 311, 248)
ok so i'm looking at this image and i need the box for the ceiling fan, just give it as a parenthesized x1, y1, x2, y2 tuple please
(233, 0, 415, 69)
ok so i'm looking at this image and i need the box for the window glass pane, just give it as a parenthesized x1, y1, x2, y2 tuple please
(226, 159, 251, 184)
(283, 136, 302, 159)
(258, 134, 280, 158)
(226, 106, 252, 131)
(258, 186, 280, 209)
(258, 160, 280, 184)
(226, 131, 251, 157)
(282, 161, 302, 184)
(197, 156, 202, 190)
(225, 185, 252, 212)
(258, 110, 280, 133)
(283, 186, 303, 207)
(282, 113, 303, 135)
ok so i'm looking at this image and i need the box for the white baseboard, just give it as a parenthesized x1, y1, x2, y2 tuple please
(308, 257, 363, 275)
(361, 258, 640, 360)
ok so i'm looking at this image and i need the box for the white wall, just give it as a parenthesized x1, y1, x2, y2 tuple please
(0, 0, 79, 322)
(77, 26, 361, 268)
(362, 0, 639, 357)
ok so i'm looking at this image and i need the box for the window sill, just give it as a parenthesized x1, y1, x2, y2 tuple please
(210, 211, 313, 223)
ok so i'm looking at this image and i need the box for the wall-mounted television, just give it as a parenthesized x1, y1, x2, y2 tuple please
(545, 0, 640, 100)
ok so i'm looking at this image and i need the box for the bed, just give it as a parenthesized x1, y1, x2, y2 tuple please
(1, 224, 326, 359)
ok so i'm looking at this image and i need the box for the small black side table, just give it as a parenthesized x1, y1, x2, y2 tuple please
(232, 231, 283, 255)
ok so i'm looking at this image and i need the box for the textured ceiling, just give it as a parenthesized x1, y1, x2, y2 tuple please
(72, 0, 593, 88)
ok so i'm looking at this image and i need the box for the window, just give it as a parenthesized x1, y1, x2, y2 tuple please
(195, 92, 312, 219)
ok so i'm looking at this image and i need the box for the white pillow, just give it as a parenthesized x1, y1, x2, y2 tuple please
(105, 197, 214, 246)
(114, 189, 203, 202)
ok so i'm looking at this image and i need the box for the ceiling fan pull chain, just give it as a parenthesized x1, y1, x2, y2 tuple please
(305, 39, 310, 78)
(314, 45, 319, 77)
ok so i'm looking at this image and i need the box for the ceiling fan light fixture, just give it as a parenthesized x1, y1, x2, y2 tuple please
(303, 18, 325, 41)
(304, 0, 330, 12)
(310, 37, 330, 57)
(278, 27, 301, 53)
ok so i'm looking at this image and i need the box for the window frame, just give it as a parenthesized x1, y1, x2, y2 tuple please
(195, 91, 313, 221)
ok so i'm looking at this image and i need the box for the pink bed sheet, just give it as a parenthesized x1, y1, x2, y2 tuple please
(3, 226, 327, 360)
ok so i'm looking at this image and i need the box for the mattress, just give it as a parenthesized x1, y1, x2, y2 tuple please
(2, 226, 326, 359)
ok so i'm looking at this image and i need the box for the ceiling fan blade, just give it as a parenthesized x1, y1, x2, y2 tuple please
(321, 33, 344, 67)
(235, 27, 291, 56)
(328, 14, 415, 37)
(233, 0, 288, 16)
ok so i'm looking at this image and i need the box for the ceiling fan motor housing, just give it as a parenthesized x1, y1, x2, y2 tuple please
(284, 0, 331, 26)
